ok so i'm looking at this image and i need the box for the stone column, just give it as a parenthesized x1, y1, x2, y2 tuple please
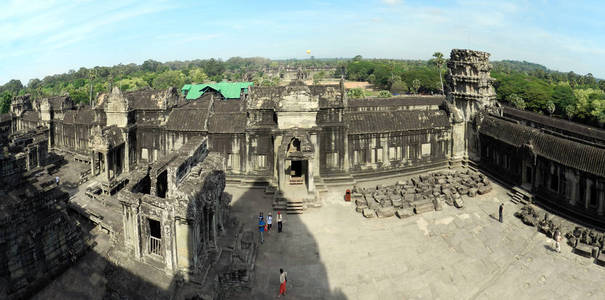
(124, 135, 130, 173)
(307, 159, 315, 193)
(36, 145, 40, 168)
(243, 133, 249, 174)
(568, 171, 578, 206)
(311, 133, 320, 178)
(597, 181, 604, 215)
(278, 159, 285, 192)
(104, 152, 110, 182)
(585, 178, 593, 209)
(343, 131, 350, 172)
(91, 151, 96, 176)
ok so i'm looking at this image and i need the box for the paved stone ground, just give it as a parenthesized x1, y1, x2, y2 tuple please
(227, 175, 605, 300)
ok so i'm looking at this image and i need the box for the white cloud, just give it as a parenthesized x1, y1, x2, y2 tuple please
(381, 0, 402, 5)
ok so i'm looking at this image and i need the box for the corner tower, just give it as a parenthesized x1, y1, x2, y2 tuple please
(445, 49, 497, 162)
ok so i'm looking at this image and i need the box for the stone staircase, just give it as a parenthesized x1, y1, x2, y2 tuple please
(314, 177, 329, 194)
(322, 173, 355, 186)
(508, 186, 534, 205)
(272, 192, 305, 214)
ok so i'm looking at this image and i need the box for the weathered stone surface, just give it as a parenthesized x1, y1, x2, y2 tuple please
(414, 201, 434, 214)
(454, 197, 464, 208)
(433, 198, 443, 211)
(478, 185, 492, 195)
(363, 208, 376, 218)
(377, 206, 396, 218)
(396, 208, 415, 219)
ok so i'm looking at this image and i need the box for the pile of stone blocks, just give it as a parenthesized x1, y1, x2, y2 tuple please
(352, 169, 492, 219)
(514, 204, 539, 227)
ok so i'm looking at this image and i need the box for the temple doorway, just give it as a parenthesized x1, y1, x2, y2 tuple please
(289, 160, 306, 185)
(522, 163, 533, 190)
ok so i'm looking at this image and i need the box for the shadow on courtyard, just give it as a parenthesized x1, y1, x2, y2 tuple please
(28, 162, 347, 299)
(226, 182, 348, 300)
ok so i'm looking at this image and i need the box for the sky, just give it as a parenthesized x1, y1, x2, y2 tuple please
(1, 0, 604, 85)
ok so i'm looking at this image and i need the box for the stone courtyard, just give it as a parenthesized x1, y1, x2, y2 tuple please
(227, 173, 605, 300)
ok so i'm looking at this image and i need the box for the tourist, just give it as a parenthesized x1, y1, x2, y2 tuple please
(259, 211, 263, 222)
(499, 203, 504, 223)
(278, 268, 287, 297)
(554, 228, 562, 253)
(259, 217, 265, 244)
(277, 211, 283, 233)
(55, 176, 60, 185)
(267, 213, 273, 232)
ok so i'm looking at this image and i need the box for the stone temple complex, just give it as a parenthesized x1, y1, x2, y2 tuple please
(1, 49, 605, 298)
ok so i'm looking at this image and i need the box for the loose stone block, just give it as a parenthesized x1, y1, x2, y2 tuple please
(478, 185, 492, 195)
(377, 206, 396, 218)
(396, 208, 415, 219)
(363, 208, 376, 218)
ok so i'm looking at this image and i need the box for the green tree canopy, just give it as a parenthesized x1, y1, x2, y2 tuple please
(152, 70, 186, 90)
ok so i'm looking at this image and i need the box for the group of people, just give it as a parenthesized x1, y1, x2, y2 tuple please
(258, 211, 284, 244)
(257, 212, 288, 296)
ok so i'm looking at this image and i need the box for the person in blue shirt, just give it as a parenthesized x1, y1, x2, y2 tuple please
(259, 217, 265, 244)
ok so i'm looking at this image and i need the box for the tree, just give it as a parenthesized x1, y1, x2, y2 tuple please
(367, 74, 376, 84)
(347, 88, 365, 99)
(377, 90, 391, 98)
(431, 52, 445, 94)
(152, 70, 186, 90)
(313, 71, 326, 85)
(1, 79, 24, 94)
(411, 79, 421, 94)
(117, 77, 149, 92)
(189, 68, 209, 83)
(390, 80, 408, 94)
(546, 101, 555, 116)
(551, 84, 575, 113)
(353, 55, 363, 62)
(141, 59, 161, 72)
(0, 91, 12, 113)
(564, 105, 576, 120)
(507, 93, 526, 110)
(599, 80, 605, 92)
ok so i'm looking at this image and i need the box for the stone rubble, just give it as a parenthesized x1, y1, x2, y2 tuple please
(352, 169, 492, 219)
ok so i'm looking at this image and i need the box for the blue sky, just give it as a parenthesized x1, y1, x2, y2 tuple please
(1, 0, 604, 85)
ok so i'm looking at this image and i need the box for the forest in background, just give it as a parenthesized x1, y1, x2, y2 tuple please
(1, 54, 603, 128)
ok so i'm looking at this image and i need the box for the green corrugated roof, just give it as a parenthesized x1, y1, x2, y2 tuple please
(183, 82, 253, 100)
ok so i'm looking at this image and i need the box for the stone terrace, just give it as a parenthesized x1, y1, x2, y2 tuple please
(227, 173, 605, 300)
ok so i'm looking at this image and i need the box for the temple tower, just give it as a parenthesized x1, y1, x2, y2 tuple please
(106, 87, 131, 128)
(445, 49, 497, 162)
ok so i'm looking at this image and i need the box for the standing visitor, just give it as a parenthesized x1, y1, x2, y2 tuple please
(259, 211, 263, 222)
(258, 217, 265, 244)
(267, 213, 273, 232)
(499, 203, 504, 223)
(277, 211, 283, 233)
(554, 228, 562, 253)
(278, 268, 287, 297)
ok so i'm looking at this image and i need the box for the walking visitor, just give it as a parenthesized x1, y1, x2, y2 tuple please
(277, 211, 283, 233)
(267, 213, 273, 232)
(278, 268, 287, 297)
(258, 217, 265, 244)
(499, 203, 504, 223)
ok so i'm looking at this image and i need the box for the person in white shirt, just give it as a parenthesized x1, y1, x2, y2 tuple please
(267, 213, 273, 232)
(277, 211, 283, 233)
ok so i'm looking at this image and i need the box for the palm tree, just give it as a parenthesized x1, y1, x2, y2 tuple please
(432, 52, 445, 95)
